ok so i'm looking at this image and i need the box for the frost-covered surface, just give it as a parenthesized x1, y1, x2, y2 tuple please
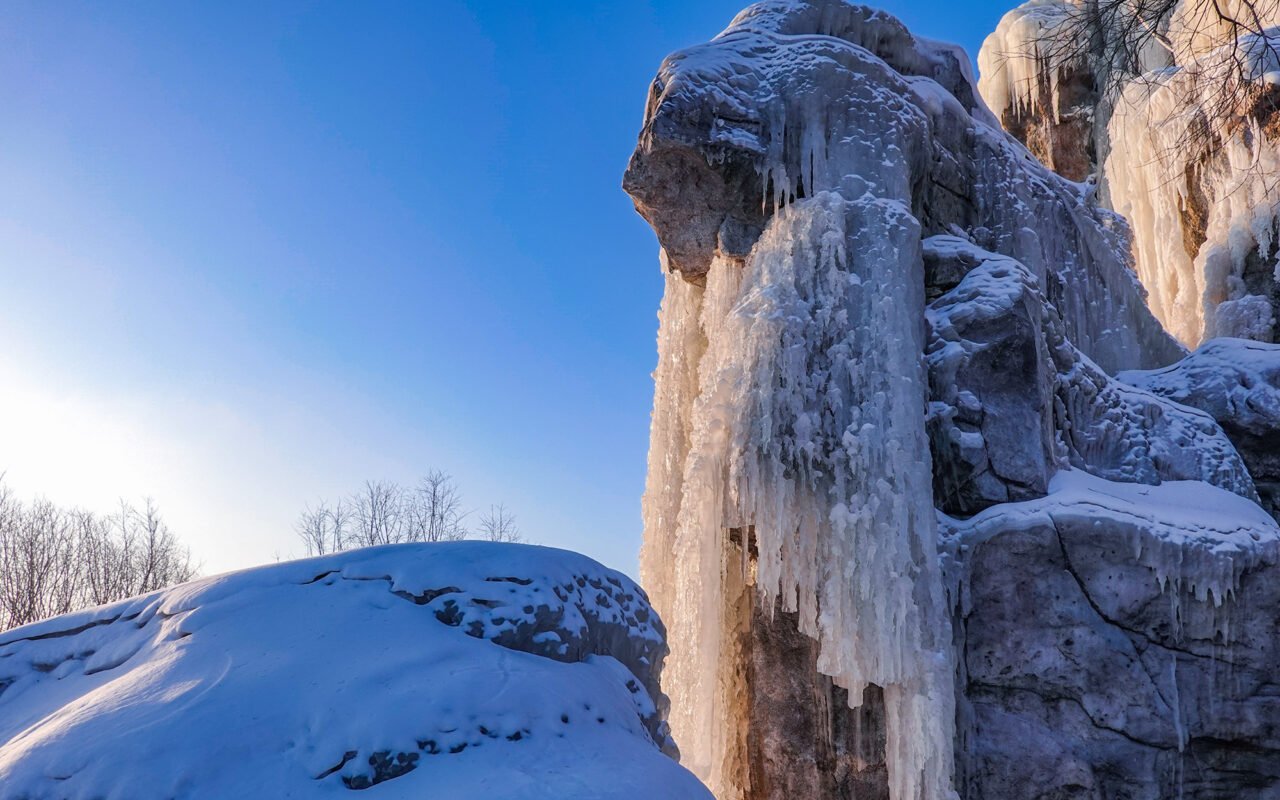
(1120, 337, 1280, 431)
(925, 237, 1255, 515)
(943, 471, 1280, 797)
(627, 2, 1188, 798)
(625, 1, 1280, 798)
(977, 0, 1071, 122)
(978, 0, 1280, 346)
(0, 542, 710, 800)
(945, 469, 1280, 605)
(1121, 337, 1280, 519)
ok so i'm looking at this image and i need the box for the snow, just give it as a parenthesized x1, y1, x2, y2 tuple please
(944, 468, 1280, 608)
(0, 542, 710, 800)
(925, 235, 1254, 495)
(1119, 336, 1280, 428)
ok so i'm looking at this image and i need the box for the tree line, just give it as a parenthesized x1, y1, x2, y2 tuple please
(295, 470, 521, 556)
(0, 480, 196, 632)
(0, 469, 523, 632)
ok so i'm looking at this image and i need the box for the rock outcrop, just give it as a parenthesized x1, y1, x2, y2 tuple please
(628, 2, 1280, 799)
(1121, 337, 1280, 522)
(0, 542, 709, 799)
(946, 472, 1280, 799)
(926, 236, 1256, 515)
(979, 0, 1280, 346)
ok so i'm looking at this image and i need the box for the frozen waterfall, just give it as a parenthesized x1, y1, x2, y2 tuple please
(641, 191, 956, 800)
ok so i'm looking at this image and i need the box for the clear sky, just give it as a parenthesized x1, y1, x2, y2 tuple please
(0, 1, 1010, 578)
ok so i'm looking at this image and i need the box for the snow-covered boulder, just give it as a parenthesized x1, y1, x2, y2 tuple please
(944, 471, 1280, 798)
(1121, 338, 1280, 520)
(0, 542, 710, 800)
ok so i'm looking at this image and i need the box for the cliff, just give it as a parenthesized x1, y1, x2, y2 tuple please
(626, 2, 1280, 798)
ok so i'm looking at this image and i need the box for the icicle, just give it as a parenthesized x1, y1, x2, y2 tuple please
(641, 191, 957, 800)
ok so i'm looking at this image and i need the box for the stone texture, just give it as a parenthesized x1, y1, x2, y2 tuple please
(1121, 338, 1280, 522)
(717, 531, 891, 800)
(944, 494, 1280, 799)
(996, 61, 1099, 182)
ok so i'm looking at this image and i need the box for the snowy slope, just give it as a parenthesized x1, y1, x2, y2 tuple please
(0, 542, 711, 800)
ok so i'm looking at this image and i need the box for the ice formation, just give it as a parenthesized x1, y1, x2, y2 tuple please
(642, 193, 955, 800)
(628, 2, 1175, 798)
(622, 0, 1280, 795)
(977, 0, 1092, 134)
(979, 0, 1280, 346)
(0, 542, 710, 799)
(1108, 67, 1280, 344)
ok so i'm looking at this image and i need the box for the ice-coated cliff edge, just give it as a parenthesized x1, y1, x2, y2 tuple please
(979, 0, 1280, 346)
(628, 1, 1280, 798)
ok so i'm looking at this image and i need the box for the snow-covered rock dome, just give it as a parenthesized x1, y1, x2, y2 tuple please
(0, 542, 710, 800)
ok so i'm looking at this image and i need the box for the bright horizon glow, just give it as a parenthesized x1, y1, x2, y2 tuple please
(0, 1, 1007, 579)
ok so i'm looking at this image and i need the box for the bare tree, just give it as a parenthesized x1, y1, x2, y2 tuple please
(295, 471, 524, 556)
(1016, 0, 1280, 155)
(296, 499, 351, 557)
(478, 504, 522, 543)
(0, 497, 79, 628)
(349, 480, 407, 548)
(0, 482, 196, 632)
(411, 471, 468, 543)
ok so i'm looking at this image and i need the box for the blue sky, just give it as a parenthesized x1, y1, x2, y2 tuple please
(0, 1, 1010, 577)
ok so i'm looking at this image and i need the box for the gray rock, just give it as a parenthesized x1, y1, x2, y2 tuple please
(1120, 338, 1280, 521)
(944, 480, 1280, 799)
(927, 237, 1255, 515)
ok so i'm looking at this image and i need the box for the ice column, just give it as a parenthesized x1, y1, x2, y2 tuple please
(641, 191, 957, 800)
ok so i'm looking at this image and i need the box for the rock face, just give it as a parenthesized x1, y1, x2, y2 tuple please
(979, 0, 1280, 346)
(0, 542, 710, 800)
(946, 472, 1280, 799)
(625, 0, 1181, 375)
(926, 236, 1255, 515)
(1121, 338, 1280, 522)
(628, 2, 1280, 799)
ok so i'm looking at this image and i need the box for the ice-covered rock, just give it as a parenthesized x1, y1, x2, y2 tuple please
(0, 542, 710, 800)
(976, 0, 1104, 182)
(627, 2, 1280, 800)
(979, 0, 1280, 346)
(926, 237, 1256, 515)
(1121, 337, 1280, 520)
(945, 470, 1280, 798)
(626, 0, 1181, 376)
